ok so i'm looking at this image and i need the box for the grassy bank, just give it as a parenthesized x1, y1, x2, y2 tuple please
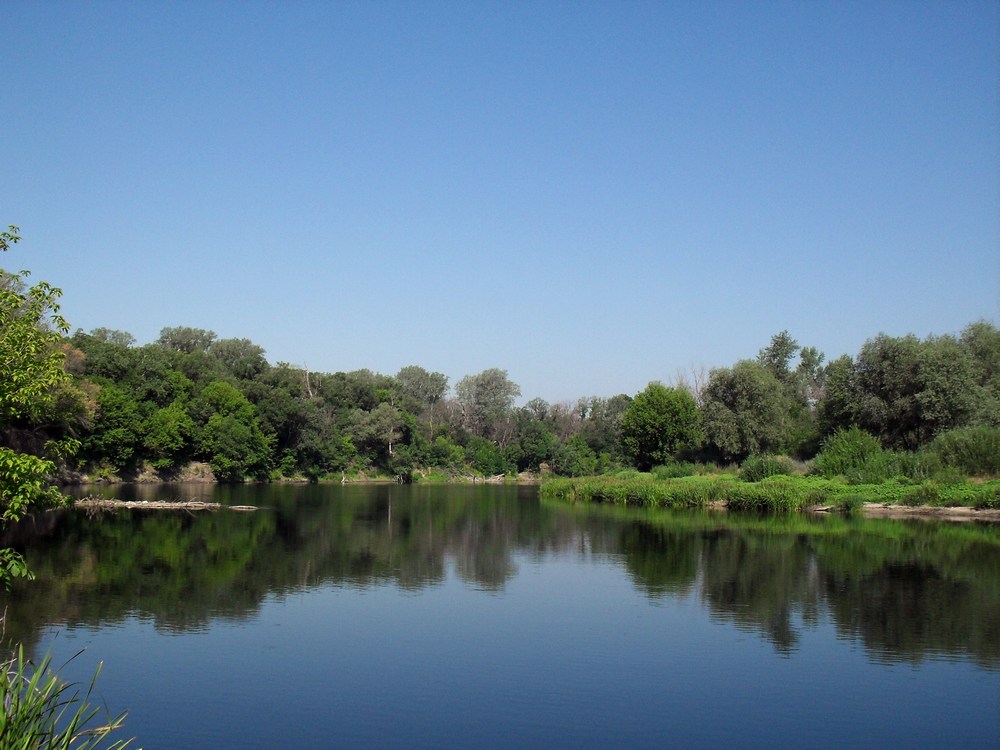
(539, 473, 1000, 513)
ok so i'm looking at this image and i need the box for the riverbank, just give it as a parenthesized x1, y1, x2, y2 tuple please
(61, 462, 543, 486)
(540, 474, 1000, 520)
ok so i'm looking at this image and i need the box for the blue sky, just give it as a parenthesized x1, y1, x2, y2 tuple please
(3, 1, 997, 403)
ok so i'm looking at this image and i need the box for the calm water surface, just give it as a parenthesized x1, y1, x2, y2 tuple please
(2, 483, 998, 749)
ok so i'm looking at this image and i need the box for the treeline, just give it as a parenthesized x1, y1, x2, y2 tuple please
(6, 319, 994, 483)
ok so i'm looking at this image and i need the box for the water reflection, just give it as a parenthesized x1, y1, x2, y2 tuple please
(2, 484, 998, 668)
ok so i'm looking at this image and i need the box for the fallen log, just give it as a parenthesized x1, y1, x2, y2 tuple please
(74, 498, 257, 512)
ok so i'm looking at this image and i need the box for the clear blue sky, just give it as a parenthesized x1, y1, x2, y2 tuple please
(3, 1, 997, 403)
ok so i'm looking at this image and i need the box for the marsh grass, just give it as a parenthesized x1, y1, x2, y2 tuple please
(0, 646, 134, 750)
(541, 473, 1000, 513)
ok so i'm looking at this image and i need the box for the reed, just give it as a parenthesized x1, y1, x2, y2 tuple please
(0, 646, 134, 750)
(540, 474, 1000, 513)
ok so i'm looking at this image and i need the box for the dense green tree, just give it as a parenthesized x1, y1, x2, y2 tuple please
(621, 383, 702, 471)
(755, 331, 825, 457)
(396, 365, 448, 439)
(395, 365, 448, 410)
(464, 436, 514, 475)
(210, 337, 269, 380)
(700, 361, 787, 462)
(820, 331, 990, 450)
(144, 402, 196, 470)
(960, 321, 1000, 426)
(82, 383, 144, 471)
(514, 419, 560, 472)
(156, 326, 217, 354)
(455, 368, 521, 443)
(578, 394, 631, 460)
(199, 412, 272, 481)
(191, 381, 273, 480)
(349, 403, 405, 458)
(551, 435, 598, 476)
(619, 383, 702, 471)
(758, 330, 800, 386)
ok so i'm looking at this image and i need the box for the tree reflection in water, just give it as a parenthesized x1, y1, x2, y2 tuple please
(2, 484, 998, 667)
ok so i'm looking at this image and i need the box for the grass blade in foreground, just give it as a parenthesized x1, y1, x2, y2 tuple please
(0, 646, 136, 750)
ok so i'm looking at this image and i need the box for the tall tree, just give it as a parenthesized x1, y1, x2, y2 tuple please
(619, 383, 701, 470)
(156, 326, 217, 354)
(700, 361, 788, 462)
(210, 337, 269, 380)
(455, 368, 521, 444)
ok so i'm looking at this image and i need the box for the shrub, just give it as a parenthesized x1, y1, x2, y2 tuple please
(739, 454, 795, 482)
(902, 483, 940, 507)
(926, 426, 1000, 477)
(812, 428, 898, 484)
(838, 494, 863, 513)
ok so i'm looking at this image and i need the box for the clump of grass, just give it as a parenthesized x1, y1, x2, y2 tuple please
(650, 462, 697, 480)
(0, 646, 134, 750)
(723, 476, 810, 512)
(739, 455, 796, 482)
(837, 494, 864, 514)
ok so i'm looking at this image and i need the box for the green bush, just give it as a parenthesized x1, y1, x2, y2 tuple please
(838, 494, 863, 513)
(739, 454, 795, 482)
(902, 482, 940, 507)
(812, 427, 898, 484)
(926, 426, 1000, 477)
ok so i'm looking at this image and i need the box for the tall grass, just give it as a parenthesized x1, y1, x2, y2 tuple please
(738, 455, 797, 482)
(0, 646, 134, 750)
(541, 474, 1000, 512)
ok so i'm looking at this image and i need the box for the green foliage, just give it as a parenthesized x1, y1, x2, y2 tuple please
(143, 403, 195, 471)
(700, 360, 788, 462)
(82, 385, 143, 471)
(925, 426, 1000, 477)
(464, 436, 513, 476)
(0, 646, 134, 749)
(812, 427, 898, 484)
(619, 383, 702, 470)
(551, 435, 598, 477)
(739, 454, 796, 482)
(1, 226, 76, 585)
(514, 420, 560, 472)
(208, 338, 268, 380)
(820, 326, 999, 450)
(155, 326, 216, 354)
(650, 462, 697, 479)
(455, 368, 520, 441)
(199, 413, 272, 481)
(0, 448, 66, 523)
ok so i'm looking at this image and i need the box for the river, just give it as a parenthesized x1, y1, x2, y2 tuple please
(2, 483, 998, 748)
